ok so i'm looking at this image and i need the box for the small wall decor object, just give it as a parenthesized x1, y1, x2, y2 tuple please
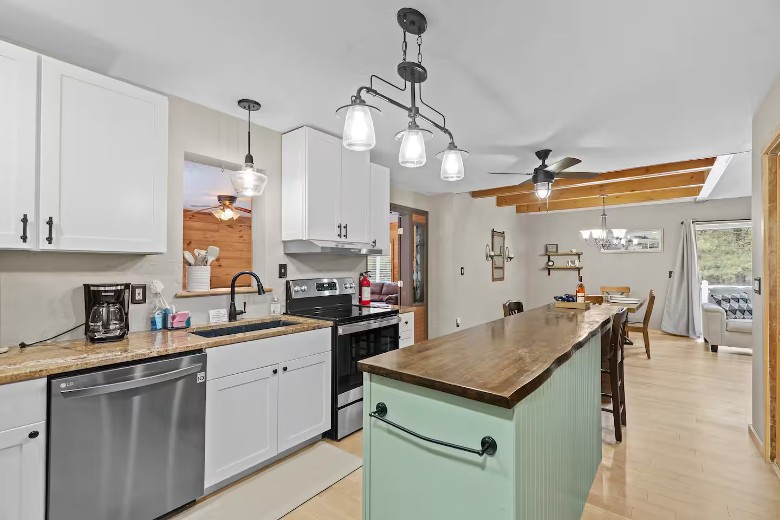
(491, 229, 506, 281)
(600, 229, 664, 254)
(546, 259, 555, 267)
(545, 243, 559, 254)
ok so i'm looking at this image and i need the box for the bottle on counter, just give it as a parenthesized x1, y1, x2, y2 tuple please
(270, 296, 281, 315)
(576, 276, 586, 302)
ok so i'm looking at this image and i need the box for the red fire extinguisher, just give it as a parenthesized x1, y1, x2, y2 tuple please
(359, 272, 371, 306)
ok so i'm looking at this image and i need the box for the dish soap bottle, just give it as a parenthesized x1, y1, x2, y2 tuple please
(576, 276, 586, 303)
(270, 296, 281, 316)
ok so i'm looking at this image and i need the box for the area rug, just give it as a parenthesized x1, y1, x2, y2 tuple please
(174, 442, 362, 520)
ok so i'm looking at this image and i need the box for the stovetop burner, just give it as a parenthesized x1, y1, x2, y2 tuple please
(287, 304, 398, 324)
(284, 277, 398, 325)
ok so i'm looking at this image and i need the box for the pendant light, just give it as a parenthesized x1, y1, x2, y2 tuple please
(580, 196, 628, 250)
(231, 99, 269, 197)
(336, 8, 467, 179)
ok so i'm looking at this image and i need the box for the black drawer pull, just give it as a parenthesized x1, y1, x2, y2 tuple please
(46, 217, 54, 244)
(344, 223, 348, 239)
(369, 402, 497, 457)
(272, 369, 278, 375)
(20, 214, 28, 243)
(337, 223, 342, 238)
(28, 430, 39, 439)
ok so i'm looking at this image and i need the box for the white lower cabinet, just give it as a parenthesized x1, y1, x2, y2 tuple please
(399, 312, 415, 348)
(278, 352, 331, 452)
(204, 328, 331, 489)
(0, 379, 46, 520)
(205, 365, 279, 489)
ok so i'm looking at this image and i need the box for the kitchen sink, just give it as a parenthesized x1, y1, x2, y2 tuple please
(190, 320, 298, 338)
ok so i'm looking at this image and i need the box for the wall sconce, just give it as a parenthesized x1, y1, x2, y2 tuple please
(485, 244, 497, 261)
(504, 247, 515, 262)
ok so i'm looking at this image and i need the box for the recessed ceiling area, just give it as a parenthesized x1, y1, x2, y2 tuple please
(1, 0, 776, 196)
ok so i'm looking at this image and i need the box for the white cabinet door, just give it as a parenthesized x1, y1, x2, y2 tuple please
(39, 57, 168, 253)
(0, 421, 46, 520)
(369, 163, 391, 253)
(340, 148, 370, 243)
(205, 365, 279, 488)
(399, 312, 415, 348)
(0, 41, 37, 250)
(278, 352, 331, 452)
(305, 129, 342, 241)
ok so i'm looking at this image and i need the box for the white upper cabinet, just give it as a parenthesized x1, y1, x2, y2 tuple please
(369, 163, 391, 254)
(340, 147, 370, 243)
(38, 57, 168, 253)
(0, 41, 37, 250)
(282, 126, 372, 244)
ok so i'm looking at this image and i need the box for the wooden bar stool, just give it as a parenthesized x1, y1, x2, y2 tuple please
(602, 308, 628, 442)
(600, 286, 631, 298)
(503, 300, 524, 317)
(627, 290, 656, 359)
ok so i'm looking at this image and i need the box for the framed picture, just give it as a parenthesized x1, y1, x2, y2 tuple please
(492, 229, 505, 281)
(601, 229, 664, 253)
(545, 243, 558, 254)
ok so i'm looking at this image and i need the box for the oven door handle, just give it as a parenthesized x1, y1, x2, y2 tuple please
(338, 315, 401, 335)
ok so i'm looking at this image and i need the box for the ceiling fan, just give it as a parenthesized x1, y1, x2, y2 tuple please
(191, 195, 251, 221)
(489, 149, 599, 199)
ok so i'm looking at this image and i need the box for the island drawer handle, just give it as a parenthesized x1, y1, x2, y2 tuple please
(369, 402, 498, 457)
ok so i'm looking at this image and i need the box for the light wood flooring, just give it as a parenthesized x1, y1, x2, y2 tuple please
(284, 332, 780, 520)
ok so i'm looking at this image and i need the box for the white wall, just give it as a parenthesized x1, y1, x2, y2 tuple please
(521, 198, 752, 330)
(0, 97, 364, 346)
(390, 187, 527, 339)
(751, 74, 780, 444)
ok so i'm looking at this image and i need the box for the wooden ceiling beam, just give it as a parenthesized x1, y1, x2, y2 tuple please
(515, 186, 702, 213)
(471, 157, 717, 199)
(496, 170, 708, 207)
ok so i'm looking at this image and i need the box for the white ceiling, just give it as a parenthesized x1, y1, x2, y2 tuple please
(183, 161, 251, 212)
(2, 0, 776, 196)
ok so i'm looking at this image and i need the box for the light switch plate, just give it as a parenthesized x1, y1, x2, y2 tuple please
(279, 263, 287, 278)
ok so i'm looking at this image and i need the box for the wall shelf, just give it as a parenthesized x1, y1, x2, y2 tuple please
(543, 252, 583, 276)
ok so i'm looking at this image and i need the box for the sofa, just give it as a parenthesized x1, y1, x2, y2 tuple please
(370, 282, 399, 305)
(701, 286, 753, 352)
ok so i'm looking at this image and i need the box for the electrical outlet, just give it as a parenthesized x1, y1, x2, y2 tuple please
(279, 263, 287, 278)
(456, 317, 461, 328)
(131, 284, 146, 304)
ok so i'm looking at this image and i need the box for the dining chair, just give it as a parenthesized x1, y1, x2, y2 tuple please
(600, 286, 631, 298)
(626, 290, 655, 359)
(503, 300, 524, 317)
(602, 308, 628, 442)
(584, 295, 604, 304)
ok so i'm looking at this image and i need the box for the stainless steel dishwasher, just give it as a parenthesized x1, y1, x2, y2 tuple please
(48, 352, 207, 520)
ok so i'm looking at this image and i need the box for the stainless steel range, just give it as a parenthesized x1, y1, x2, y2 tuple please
(285, 277, 399, 439)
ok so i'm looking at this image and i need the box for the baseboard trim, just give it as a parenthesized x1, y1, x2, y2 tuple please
(748, 424, 767, 460)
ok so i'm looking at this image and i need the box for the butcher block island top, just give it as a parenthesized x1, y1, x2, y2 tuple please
(359, 303, 617, 408)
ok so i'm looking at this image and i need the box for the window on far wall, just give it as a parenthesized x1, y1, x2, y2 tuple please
(694, 220, 752, 286)
(367, 255, 392, 283)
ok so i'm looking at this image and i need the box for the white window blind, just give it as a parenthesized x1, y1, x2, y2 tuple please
(367, 255, 392, 282)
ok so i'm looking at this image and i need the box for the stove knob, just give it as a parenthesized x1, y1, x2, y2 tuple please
(347, 283, 355, 289)
(300, 286, 308, 292)
(293, 286, 301, 293)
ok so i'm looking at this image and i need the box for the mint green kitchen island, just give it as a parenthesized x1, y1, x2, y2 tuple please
(358, 304, 616, 520)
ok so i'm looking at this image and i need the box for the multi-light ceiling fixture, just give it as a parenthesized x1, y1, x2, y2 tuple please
(231, 99, 269, 197)
(580, 196, 627, 250)
(337, 8, 468, 181)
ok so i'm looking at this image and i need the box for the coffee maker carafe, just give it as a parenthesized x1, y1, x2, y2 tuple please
(84, 284, 130, 343)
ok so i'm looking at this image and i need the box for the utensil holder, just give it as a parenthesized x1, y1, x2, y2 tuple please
(186, 266, 211, 292)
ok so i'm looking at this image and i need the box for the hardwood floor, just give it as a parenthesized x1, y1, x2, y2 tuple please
(285, 332, 780, 520)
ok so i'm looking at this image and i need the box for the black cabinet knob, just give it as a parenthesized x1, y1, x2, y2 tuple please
(28, 430, 39, 439)
(272, 369, 278, 375)
(282, 367, 288, 372)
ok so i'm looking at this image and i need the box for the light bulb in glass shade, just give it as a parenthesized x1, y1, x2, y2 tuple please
(534, 181, 552, 199)
(612, 228, 627, 239)
(439, 147, 465, 181)
(398, 128, 426, 167)
(580, 230, 591, 240)
(222, 208, 234, 220)
(231, 164, 269, 197)
(343, 104, 376, 151)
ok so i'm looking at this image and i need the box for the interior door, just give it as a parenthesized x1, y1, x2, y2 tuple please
(0, 41, 37, 250)
(0, 422, 46, 520)
(38, 57, 168, 253)
(305, 129, 342, 241)
(278, 352, 331, 452)
(205, 365, 279, 488)
(341, 148, 370, 243)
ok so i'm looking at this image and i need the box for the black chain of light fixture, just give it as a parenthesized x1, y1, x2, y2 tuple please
(402, 30, 407, 62)
(417, 34, 423, 64)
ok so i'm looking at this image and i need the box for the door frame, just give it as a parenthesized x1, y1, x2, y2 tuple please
(390, 203, 429, 341)
(762, 129, 780, 463)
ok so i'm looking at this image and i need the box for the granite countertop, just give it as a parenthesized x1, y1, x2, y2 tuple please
(0, 315, 332, 385)
(358, 304, 617, 409)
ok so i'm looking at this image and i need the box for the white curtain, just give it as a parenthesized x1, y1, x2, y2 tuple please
(661, 220, 701, 338)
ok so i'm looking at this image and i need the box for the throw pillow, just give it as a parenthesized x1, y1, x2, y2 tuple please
(710, 293, 753, 320)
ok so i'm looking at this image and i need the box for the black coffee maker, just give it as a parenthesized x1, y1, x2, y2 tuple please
(84, 284, 130, 343)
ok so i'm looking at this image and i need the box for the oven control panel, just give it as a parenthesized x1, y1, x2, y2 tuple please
(287, 277, 356, 299)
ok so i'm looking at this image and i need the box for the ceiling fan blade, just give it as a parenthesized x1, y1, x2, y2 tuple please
(193, 205, 219, 212)
(488, 172, 533, 175)
(235, 207, 252, 213)
(556, 171, 600, 179)
(545, 157, 581, 173)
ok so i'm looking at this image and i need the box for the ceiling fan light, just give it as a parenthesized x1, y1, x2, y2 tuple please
(437, 144, 468, 182)
(398, 125, 426, 168)
(534, 181, 552, 199)
(342, 103, 376, 151)
(231, 163, 269, 197)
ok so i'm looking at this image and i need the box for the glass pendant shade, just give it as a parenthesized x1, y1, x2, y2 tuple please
(398, 128, 426, 167)
(231, 163, 269, 197)
(343, 105, 376, 151)
(534, 181, 552, 199)
(439, 147, 465, 181)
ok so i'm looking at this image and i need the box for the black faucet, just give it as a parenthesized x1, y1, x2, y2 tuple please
(229, 271, 265, 322)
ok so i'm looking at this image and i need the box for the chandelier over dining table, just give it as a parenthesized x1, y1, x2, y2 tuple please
(336, 8, 468, 181)
(580, 196, 628, 251)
